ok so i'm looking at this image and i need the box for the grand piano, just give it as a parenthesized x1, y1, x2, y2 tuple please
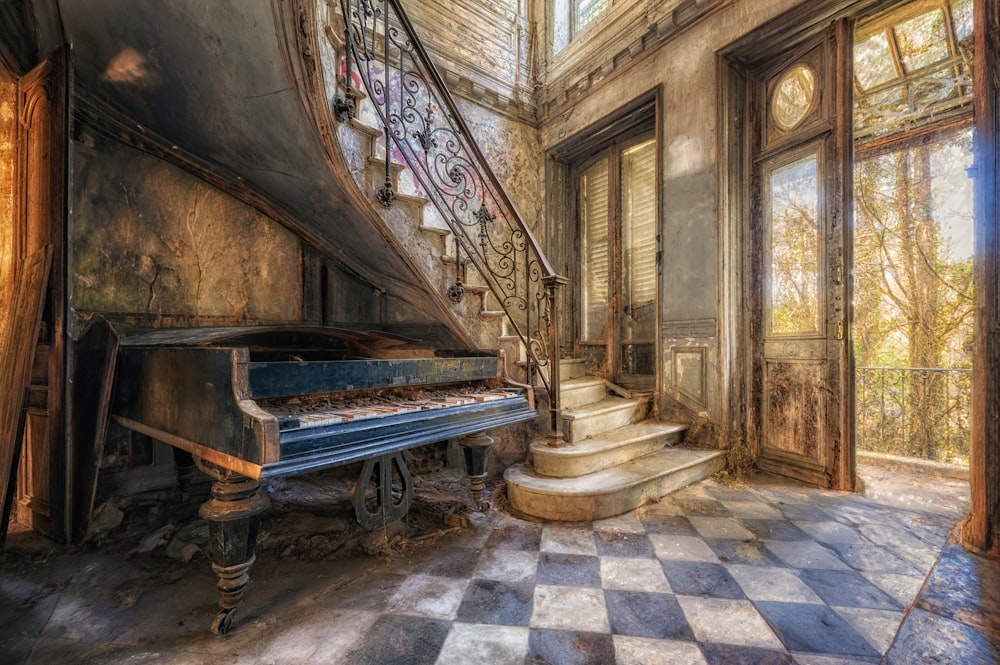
(108, 325, 537, 633)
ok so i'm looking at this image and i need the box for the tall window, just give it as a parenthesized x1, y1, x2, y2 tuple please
(578, 135, 658, 384)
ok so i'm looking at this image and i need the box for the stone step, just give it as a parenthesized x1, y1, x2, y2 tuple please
(560, 358, 587, 380)
(562, 396, 648, 443)
(559, 376, 607, 410)
(530, 421, 687, 478)
(505, 448, 726, 522)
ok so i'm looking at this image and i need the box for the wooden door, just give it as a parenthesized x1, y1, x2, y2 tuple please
(750, 24, 855, 490)
(968, 0, 1000, 556)
(14, 48, 68, 539)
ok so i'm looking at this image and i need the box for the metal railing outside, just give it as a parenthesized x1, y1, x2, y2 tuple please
(856, 366, 971, 466)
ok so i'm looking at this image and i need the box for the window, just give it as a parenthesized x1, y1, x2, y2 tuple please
(552, 0, 613, 53)
(576, 0, 611, 33)
(578, 135, 658, 383)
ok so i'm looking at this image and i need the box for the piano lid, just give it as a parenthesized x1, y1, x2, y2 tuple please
(116, 325, 412, 346)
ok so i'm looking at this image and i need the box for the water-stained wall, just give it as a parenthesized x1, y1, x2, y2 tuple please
(69, 137, 304, 327)
(454, 97, 546, 237)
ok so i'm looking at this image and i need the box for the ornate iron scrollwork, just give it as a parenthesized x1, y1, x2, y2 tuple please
(333, 0, 567, 438)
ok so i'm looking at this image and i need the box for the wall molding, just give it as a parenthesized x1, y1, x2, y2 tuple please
(662, 317, 717, 338)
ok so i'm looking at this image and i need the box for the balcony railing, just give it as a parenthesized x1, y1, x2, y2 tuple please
(330, 0, 567, 444)
(856, 366, 971, 466)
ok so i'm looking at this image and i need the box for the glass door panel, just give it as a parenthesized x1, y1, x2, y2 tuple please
(766, 151, 822, 336)
(580, 157, 610, 343)
(620, 138, 657, 378)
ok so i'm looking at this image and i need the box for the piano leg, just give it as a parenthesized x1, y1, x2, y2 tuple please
(459, 432, 494, 510)
(197, 471, 270, 635)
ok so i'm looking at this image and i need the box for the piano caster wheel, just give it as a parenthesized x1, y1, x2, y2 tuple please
(211, 607, 238, 636)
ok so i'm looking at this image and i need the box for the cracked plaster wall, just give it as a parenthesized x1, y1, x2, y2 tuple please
(69, 139, 304, 326)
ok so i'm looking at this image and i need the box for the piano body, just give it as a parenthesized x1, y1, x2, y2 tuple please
(109, 325, 536, 633)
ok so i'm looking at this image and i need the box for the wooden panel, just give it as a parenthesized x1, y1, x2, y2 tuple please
(672, 347, 706, 406)
(114, 346, 278, 466)
(247, 357, 499, 398)
(967, 0, 1000, 556)
(764, 339, 826, 360)
(762, 360, 827, 463)
(15, 48, 68, 539)
(0, 245, 51, 542)
(70, 317, 120, 543)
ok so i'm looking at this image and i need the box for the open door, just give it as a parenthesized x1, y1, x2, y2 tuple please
(967, 0, 1000, 556)
(748, 23, 855, 490)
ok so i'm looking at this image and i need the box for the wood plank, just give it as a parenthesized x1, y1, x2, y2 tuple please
(0, 245, 52, 544)
(69, 317, 120, 543)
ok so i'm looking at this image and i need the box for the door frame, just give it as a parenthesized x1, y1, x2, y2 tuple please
(721, 0, 902, 490)
(545, 89, 661, 386)
(575, 131, 659, 389)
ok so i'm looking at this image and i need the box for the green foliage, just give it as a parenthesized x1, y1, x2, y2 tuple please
(853, 127, 973, 464)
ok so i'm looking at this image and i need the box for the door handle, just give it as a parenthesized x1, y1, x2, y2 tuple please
(834, 320, 844, 340)
(832, 265, 843, 285)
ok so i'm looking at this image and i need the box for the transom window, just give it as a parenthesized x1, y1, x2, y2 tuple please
(854, 0, 973, 141)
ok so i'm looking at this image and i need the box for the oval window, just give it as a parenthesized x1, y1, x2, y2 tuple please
(772, 64, 817, 131)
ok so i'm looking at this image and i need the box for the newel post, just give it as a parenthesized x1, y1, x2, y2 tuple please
(544, 275, 569, 447)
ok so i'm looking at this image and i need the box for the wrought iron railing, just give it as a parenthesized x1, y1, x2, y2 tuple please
(856, 366, 971, 466)
(331, 0, 567, 443)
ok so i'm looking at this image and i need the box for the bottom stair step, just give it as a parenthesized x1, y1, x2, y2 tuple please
(504, 448, 726, 522)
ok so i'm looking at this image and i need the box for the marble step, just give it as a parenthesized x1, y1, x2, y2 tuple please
(560, 376, 608, 410)
(562, 396, 649, 443)
(560, 358, 587, 380)
(530, 421, 687, 478)
(505, 447, 726, 522)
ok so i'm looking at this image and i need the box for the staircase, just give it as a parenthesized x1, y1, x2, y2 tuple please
(504, 360, 725, 522)
(334, 90, 510, 349)
(321, 2, 722, 522)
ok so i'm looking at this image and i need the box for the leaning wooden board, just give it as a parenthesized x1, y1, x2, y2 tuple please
(0, 245, 52, 544)
(70, 316, 120, 543)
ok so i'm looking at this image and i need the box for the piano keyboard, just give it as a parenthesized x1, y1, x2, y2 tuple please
(270, 388, 523, 431)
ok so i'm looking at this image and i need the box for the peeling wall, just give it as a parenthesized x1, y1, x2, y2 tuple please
(69, 138, 304, 327)
(454, 97, 546, 235)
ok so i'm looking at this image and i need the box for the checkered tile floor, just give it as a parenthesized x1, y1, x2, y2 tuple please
(6, 467, 987, 665)
(315, 472, 965, 665)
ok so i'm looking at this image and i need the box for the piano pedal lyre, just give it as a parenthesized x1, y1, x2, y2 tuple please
(352, 452, 414, 530)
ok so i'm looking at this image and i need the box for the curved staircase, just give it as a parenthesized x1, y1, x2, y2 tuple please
(505, 360, 725, 522)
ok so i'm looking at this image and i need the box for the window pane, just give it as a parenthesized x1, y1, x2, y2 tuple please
(575, 0, 610, 33)
(951, 0, 973, 43)
(768, 153, 821, 335)
(772, 64, 817, 131)
(580, 158, 609, 341)
(895, 9, 949, 73)
(854, 32, 896, 90)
